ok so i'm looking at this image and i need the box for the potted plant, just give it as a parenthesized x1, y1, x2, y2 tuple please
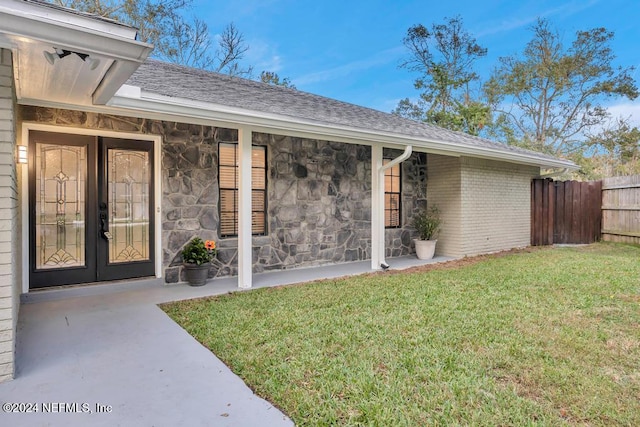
(181, 237, 217, 286)
(411, 205, 441, 260)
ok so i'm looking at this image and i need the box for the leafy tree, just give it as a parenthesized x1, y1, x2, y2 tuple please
(485, 18, 638, 155)
(259, 71, 296, 88)
(394, 16, 490, 135)
(580, 118, 640, 177)
(51, 1, 252, 75)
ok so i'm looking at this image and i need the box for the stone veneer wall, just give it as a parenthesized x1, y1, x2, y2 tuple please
(253, 133, 372, 271)
(21, 106, 226, 283)
(0, 49, 18, 383)
(20, 106, 427, 283)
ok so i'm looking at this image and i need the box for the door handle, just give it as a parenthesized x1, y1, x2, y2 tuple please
(100, 212, 112, 240)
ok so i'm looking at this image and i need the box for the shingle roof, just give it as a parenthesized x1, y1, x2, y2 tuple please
(127, 60, 568, 166)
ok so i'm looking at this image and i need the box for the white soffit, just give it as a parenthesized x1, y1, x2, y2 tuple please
(0, 0, 152, 106)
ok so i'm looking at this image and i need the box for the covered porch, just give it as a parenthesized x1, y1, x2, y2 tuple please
(21, 253, 455, 304)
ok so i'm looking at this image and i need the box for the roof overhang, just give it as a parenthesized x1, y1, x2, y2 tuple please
(3, 1, 576, 171)
(0, 0, 153, 107)
(103, 86, 577, 170)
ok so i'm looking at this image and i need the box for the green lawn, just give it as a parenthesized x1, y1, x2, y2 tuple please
(162, 243, 640, 426)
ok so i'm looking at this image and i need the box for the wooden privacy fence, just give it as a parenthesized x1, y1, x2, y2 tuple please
(601, 175, 640, 245)
(531, 179, 602, 245)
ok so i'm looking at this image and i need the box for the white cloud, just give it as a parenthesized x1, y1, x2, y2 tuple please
(243, 39, 283, 73)
(606, 102, 640, 127)
(375, 98, 403, 113)
(476, 16, 541, 38)
(294, 46, 405, 86)
(476, 0, 600, 37)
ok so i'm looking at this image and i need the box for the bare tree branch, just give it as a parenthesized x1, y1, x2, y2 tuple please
(215, 22, 252, 77)
(49, 1, 254, 76)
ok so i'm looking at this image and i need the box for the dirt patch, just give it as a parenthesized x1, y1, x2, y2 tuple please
(620, 294, 640, 303)
(230, 246, 550, 294)
(383, 246, 547, 276)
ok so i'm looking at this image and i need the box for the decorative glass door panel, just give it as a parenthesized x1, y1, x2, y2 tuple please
(97, 138, 155, 282)
(34, 143, 87, 270)
(29, 132, 155, 289)
(107, 149, 150, 264)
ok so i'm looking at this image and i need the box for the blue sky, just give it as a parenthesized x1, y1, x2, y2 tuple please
(191, 0, 640, 124)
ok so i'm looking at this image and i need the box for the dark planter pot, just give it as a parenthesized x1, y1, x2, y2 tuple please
(183, 263, 210, 286)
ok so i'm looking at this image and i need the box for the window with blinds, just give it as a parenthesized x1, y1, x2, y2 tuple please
(218, 143, 267, 237)
(384, 159, 401, 228)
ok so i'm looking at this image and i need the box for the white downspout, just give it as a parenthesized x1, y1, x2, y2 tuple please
(381, 145, 413, 172)
(371, 145, 412, 270)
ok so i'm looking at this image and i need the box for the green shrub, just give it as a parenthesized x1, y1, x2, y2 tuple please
(181, 237, 217, 265)
(412, 205, 441, 240)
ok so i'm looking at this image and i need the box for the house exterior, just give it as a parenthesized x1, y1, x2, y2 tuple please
(0, 0, 576, 382)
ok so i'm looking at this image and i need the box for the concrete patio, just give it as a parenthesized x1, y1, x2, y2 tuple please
(0, 255, 453, 426)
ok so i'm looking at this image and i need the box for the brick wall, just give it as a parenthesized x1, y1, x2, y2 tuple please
(427, 154, 538, 258)
(426, 154, 463, 257)
(459, 157, 538, 256)
(0, 49, 18, 383)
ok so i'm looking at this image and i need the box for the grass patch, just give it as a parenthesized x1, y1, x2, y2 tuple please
(162, 243, 640, 426)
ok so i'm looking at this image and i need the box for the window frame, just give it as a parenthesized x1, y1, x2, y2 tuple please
(218, 142, 267, 238)
(383, 157, 402, 229)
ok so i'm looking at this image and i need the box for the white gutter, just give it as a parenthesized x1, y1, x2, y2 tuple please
(107, 89, 578, 170)
(2, 0, 138, 39)
(0, 3, 152, 61)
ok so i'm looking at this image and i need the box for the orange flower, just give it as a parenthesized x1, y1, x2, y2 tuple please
(205, 240, 216, 250)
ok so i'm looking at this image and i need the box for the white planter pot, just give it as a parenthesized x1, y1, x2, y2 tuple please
(414, 239, 437, 260)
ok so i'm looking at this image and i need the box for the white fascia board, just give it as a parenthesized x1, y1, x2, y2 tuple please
(113, 84, 142, 98)
(0, 5, 152, 62)
(107, 90, 577, 170)
(1, 0, 137, 39)
(93, 61, 148, 105)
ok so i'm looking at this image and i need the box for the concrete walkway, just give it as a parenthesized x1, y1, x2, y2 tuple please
(0, 255, 453, 426)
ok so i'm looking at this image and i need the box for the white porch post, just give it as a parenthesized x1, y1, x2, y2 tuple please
(237, 126, 252, 288)
(371, 144, 384, 270)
